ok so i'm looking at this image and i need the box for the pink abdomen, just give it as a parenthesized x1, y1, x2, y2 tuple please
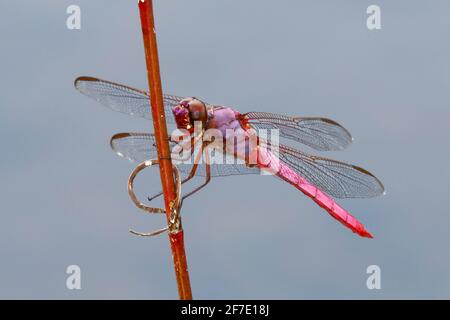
(256, 147, 373, 238)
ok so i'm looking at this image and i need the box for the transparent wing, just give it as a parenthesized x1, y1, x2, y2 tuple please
(110, 132, 161, 162)
(191, 146, 260, 177)
(243, 112, 353, 151)
(110, 132, 260, 178)
(75, 76, 184, 123)
(110, 133, 383, 197)
(262, 141, 384, 198)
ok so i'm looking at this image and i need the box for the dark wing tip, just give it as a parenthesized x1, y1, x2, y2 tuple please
(319, 117, 353, 143)
(351, 164, 385, 197)
(110, 132, 132, 146)
(74, 76, 99, 89)
(110, 132, 133, 156)
(292, 116, 354, 151)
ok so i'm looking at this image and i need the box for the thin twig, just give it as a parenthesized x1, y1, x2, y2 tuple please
(138, 0, 193, 300)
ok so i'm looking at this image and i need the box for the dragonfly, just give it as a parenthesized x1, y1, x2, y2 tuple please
(75, 76, 385, 238)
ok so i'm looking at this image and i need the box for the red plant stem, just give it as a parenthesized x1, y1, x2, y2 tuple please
(138, 0, 193, 300)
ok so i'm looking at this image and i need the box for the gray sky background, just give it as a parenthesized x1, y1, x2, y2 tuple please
(1, 0, 450, 299)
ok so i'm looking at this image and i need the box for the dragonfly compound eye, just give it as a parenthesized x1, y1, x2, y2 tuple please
(188, 99, 207, 127)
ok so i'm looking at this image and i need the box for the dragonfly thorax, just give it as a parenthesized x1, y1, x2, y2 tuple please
(172, 97, 208, 132)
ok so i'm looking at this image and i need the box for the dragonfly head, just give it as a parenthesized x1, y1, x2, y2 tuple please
(172, 97, 208, 133)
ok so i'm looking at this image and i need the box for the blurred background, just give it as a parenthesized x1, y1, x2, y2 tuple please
(1, 0, 449, 299)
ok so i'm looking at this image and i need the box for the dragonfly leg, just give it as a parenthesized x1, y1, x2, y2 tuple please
(147, 174, 195, 202)
(147, 191, 163, 202)
(148, 135, 203, 203)
(181, 146, 211, 205)
(180, 172, 211, 203)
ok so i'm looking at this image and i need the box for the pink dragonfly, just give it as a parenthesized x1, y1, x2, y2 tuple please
(75, 76, 384, 238)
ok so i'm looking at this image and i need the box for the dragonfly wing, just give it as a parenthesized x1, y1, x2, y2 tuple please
(111, 132, 193, 180)
(190, 146, 260, 177)
(110, 133, 260, 178)
(110, 132, 161, 163)
(263, 142, 384, 198)
(75, 76, 184, 123)
(244, 112, 353, 151)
